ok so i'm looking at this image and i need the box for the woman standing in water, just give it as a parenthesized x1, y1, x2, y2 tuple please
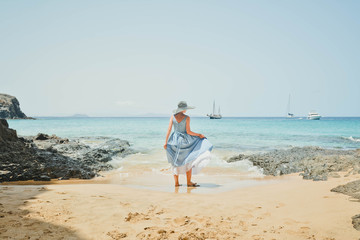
(164, 101, 213, 187)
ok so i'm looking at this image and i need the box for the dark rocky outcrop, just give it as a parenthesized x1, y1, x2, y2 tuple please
(331, 180, 360, 231)
(0, 119, 18, 143)
(227, 147, 360, 181)
(331, 179, 360, 200)
(0, 93, 29, 119)
(0, 119, 134, 182)
(352, 214, 360, 231)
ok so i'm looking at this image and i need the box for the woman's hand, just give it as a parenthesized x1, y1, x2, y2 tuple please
(199, 134, 205, 139)
(164, 144, 167, 149)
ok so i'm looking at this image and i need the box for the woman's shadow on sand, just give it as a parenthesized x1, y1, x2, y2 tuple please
(0, 185, 86, 240)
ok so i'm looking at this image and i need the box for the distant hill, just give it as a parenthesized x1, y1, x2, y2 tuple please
(0, 93, 29, 119)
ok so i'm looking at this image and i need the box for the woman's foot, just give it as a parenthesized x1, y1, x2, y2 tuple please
(187, 182, 199, 187)
(175, 184, 181, 187)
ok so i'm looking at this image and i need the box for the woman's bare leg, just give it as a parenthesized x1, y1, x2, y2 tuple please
(186, 169, 197, 186)
(174, 175, 180, 187)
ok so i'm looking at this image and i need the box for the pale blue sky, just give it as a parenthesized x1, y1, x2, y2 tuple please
(1, 1, 359, 117)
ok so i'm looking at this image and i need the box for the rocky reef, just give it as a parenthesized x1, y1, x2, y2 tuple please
(0, 93, 29, 119)
(0, 119, 134, 182)
(331, 180, 360, 231)
(227, 146, 360, 181)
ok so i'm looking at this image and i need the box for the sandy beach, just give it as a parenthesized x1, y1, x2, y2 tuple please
(1, 173, 359, 240)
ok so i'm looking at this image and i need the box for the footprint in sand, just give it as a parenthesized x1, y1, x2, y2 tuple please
(173, 216, 190, 226)
(124, 212, 146, 222)
(155, 209, 165, 215)
(147, 205, 157, 213)
(306, 234, 316, 240)
(107, 230, 127, 239)
(252, 235, 264, 240)
(239, 220, 246, 226)
(269, 226, 282, 234)
(300, 226, 310, 234)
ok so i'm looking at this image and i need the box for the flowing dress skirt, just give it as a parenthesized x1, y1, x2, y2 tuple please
(166, 131, 213, 175)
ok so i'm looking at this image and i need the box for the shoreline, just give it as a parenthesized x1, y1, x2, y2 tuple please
(0, 168, 279, 194)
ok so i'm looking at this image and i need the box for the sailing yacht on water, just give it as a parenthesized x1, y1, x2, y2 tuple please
(286, 94, 294, 118)
(207, 101, 222, 119)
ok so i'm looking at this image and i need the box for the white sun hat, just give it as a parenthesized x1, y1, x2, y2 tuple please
(173, 101, 195, 114)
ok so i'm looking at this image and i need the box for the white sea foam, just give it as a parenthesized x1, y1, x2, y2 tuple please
(145, 149, 264, 177)
(209, 153, 264, 177)
(108, 156, 124, 168)
(342, 136, 360, 142)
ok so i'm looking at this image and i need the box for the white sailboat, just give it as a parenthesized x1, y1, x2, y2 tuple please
(286, 94, 294, 118)
(207, 101, 222, 119)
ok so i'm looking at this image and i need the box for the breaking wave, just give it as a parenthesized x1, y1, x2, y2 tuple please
(341, 136, 360, 142)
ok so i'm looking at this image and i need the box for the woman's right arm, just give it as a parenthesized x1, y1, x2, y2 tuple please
(164, 115, 173, 149)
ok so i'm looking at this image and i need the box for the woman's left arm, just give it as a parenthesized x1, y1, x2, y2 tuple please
(186, 117, 205, 139)
(164, 115, 174, 149)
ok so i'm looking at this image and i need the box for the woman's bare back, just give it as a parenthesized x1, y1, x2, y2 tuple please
(174, 113, 187, 123)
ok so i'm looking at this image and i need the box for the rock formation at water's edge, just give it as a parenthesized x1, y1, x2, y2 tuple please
(0, 119, 134, 182)
(0, 93, 29, 119)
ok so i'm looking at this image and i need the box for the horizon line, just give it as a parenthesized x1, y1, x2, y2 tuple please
(27, 115, 360, 118)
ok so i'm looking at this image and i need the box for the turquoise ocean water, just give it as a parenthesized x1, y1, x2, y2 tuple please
(8, 117, 360, 153)
(6, 117, 360, 186)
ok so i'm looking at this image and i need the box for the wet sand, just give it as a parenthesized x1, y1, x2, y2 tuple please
(1, 173, 359, 239)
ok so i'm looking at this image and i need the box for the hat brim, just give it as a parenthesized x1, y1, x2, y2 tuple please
(173, 106, 195, 114)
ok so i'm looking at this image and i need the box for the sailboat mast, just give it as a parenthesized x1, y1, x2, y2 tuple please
(287, 94, 291, 114)
(213, 101, 215, 115)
